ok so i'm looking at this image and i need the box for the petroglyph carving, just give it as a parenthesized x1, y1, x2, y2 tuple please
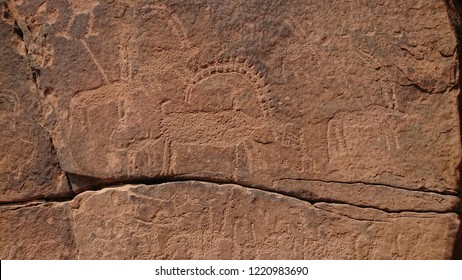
(62, 1, 309, 178)
(81, 39, 110, 84)
(327, 107, 403, 161)
(186, 57, 304, 148)
(62, 2, 198, 176)
(67, 0, 99, 38)
(140, 3, 192, 50)
(165, 58, 272, 141)
(68, 82, 164, 176)
(356, 48, 398, 110)
(160, 57, 276, 174)
(185, 57, 269, 103)
(118, 44, 133, 82)
(281, 123, 304, 149)
(2, 0, 461, 260)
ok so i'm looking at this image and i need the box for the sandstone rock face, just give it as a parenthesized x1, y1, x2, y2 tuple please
(0, 4, 70, 203)
(0, 0, 461, 259)
(6, 0, 460, 193)
(0, 202, 76, 259)
(1, 182, 459, 259)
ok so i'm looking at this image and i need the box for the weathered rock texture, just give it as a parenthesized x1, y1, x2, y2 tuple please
(0, 202, 76, 259)
(1, 0, 461, 259)
(1, 182, 459, 259)
(0, 5, 70, 203)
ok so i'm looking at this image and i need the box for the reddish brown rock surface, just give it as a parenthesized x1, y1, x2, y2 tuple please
(0, 202, 76, 259)
(0, 0, 461, 259)
(0, 182, 459, 259)
(0, 4, 70, 203)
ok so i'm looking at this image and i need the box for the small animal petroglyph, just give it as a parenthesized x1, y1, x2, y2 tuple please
(327, 107, 403, 162)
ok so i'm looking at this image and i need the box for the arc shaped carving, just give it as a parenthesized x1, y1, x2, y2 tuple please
(185, 57, 270, 117)
(159, 56, 276, 175)
(140, 3, 192, 50)
(182, 57, 305, 150)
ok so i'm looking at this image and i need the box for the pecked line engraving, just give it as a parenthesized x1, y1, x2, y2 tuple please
(185, 57, 269, 107)
(356, 48, 398, 110)
(141, 4, 192, 50)
(327, 107, 403, 162)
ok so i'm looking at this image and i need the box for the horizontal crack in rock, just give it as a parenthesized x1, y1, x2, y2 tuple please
(275, 177, 459, 196)
(0, 175, 458, 215)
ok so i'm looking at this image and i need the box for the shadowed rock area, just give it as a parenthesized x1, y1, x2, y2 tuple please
(0, 0, 461, 259)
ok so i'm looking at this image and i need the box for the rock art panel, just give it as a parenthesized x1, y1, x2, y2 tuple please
(6, 0, 458, 197)
(3, 182, 458, 259)
(0, 6, 70, 202)
(1, 0, 461, 260)
(72, 182, 459, 259)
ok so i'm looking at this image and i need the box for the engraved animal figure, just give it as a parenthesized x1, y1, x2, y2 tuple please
(66, 2, 194, 175)
(327, 106, 403, 163)
(160, 57, 275, 174)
